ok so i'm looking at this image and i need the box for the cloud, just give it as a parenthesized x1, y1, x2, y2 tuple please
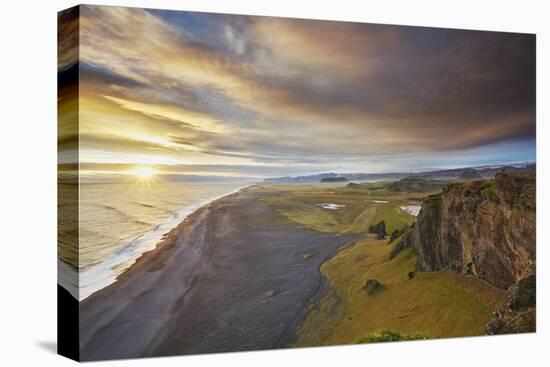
(58, 7, 79, 70)
(250, 18, 398, 79)
(79, 6, 254, 94)
(240, 23, 535, 151)
(101, 95, 230, 133)
(74, 5, 536, 177)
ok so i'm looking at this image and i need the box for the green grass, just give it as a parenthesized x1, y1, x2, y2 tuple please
(256, 184, 505, 347)
(356, 330, 428, 343)
(345, 206, 377, 233)
(258, 184, 427, 235)
(369, 204, 414, 233)
(387, 177, 446, 193)
(282, 207, 341, 232)
(294, 238, 506, 346)
(482, 182, 495, 200)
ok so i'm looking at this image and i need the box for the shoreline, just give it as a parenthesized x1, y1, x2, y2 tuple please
(59, 184, 252, 301)
(79, 186, 359, 360)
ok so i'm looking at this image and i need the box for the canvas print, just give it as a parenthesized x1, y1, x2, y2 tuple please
(58, 5, 536, 362)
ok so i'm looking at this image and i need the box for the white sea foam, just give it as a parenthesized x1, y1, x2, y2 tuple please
(59, 185, 248, 301)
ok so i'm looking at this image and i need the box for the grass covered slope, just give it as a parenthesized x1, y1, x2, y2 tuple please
(257, 182, 507, 346)
(387, 177, 447, 193)
(294, 238, 505, 346)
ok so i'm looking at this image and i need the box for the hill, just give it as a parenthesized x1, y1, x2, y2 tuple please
(320, 177, 348, 183)
(293, 173, 535, 346)
(458, 169, 482, 180)
(386, 177, 446, 193)
(262, 162, 534, 184)
(392, 173, 535, 333)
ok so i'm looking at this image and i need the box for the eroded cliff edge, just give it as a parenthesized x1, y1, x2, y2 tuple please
(392, 173, 535, 333)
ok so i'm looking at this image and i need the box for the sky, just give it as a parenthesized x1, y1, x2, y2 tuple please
(58, 5, 536, 182)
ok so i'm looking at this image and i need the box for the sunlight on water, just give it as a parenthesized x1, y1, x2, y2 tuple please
(59, 182, 245, 300)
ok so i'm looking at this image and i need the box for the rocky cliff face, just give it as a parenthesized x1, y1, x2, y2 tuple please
(486, 266, 536, 335)
(396, 173, 535, 289)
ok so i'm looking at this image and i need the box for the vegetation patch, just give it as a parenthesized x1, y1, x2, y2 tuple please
(370, 204, 414, 234)
(482, 182, 495, 200)
(387, 177, 446, 193)
(302, 253, 314, 261)
(280, 207, 341, 232)
(266, 289, 277, 298)
(294, 238, 506, 346)
(356, 329, 428, 343)
(258, 184, 421, 234)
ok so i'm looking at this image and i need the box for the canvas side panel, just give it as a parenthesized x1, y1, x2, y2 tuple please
(57, 5, 80, 362)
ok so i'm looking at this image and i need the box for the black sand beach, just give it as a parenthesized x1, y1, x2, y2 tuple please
(79, 186, 358, 360)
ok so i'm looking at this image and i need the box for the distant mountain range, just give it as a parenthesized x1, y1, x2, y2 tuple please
(262, 162, 535, 183)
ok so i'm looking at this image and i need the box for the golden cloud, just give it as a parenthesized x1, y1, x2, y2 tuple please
(101, 95, 230, 134)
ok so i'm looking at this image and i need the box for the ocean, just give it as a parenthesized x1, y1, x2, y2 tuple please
(58, 182, 245, 301)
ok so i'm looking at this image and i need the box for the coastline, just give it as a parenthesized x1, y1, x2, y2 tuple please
(79, 186, 359, 360)
(59, 184, 251, 301)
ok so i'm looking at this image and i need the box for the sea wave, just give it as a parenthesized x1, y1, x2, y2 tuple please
(95, 203, 156, 227)
(134, 201, 178, 215)
(58, 185, 249, 301)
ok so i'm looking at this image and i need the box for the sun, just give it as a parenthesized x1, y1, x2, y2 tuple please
(130, 167, 156, 180)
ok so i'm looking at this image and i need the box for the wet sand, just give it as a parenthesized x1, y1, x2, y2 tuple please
(79, 186, 358, 361)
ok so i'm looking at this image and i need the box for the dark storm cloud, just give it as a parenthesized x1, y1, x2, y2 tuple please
(243, 23, 535, 150)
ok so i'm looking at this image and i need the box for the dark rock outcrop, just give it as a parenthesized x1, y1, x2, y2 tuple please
(390, 223, 415, 259)
(388, 225, 409, 244)
(392, 173, 535, 289)
(368, 221, 386, 240)
(362, 279, 382, 295)
(486, 267, 536, 334)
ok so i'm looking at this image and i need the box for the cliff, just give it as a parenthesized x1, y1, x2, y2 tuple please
(486, 266, 536, 335)
(394, 173, 535, 289)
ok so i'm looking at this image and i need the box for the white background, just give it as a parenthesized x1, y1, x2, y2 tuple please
(0, 0, 548, 365)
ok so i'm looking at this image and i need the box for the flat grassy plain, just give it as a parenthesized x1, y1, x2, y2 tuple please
(258, 182, 428, 234)
(257, 182, 506, 345)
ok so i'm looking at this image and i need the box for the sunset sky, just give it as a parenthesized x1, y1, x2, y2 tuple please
(58, 5, 535, 182)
